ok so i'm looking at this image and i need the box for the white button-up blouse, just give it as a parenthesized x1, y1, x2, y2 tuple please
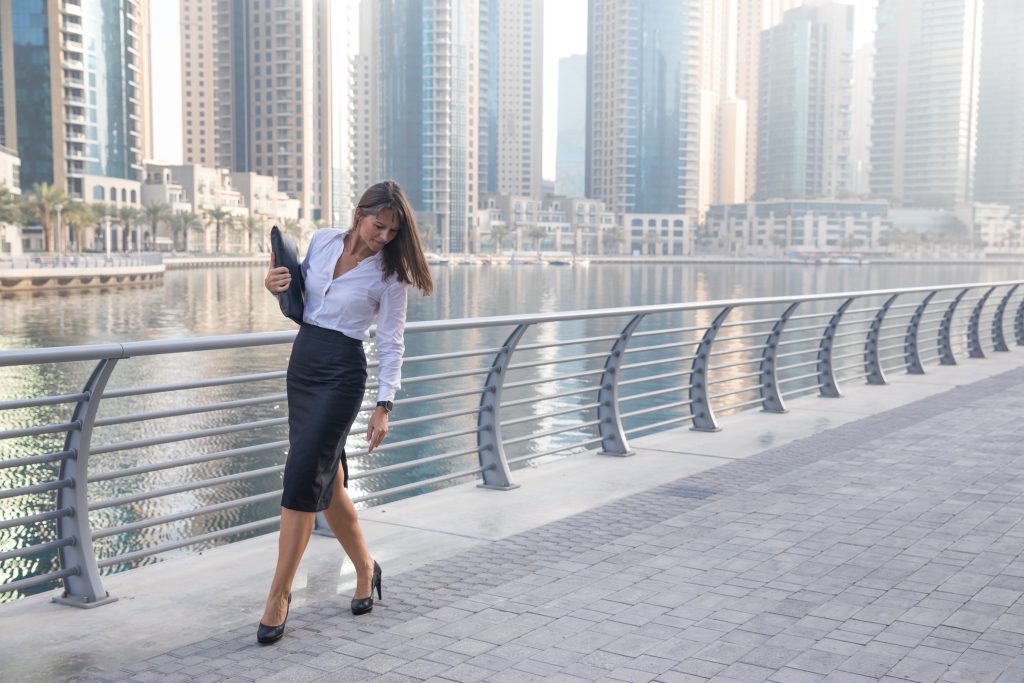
(300, 228, 409, 403)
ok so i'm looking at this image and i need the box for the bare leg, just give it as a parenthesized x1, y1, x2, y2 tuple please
(321, 467, 375, 598)
(261, 507, 315, 625)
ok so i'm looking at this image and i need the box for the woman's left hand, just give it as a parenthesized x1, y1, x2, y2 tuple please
(366, 407, 389, 453)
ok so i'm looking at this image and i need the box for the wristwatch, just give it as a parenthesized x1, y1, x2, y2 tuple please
(376, 400, 393, 414)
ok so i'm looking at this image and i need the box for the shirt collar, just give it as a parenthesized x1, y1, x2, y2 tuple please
(339, 230, 384, 264)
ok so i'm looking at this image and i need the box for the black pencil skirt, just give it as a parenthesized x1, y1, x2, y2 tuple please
(281, 323, 367, 512)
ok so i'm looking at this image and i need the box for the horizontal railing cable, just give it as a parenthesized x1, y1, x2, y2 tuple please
(3, 278, 1022, 605)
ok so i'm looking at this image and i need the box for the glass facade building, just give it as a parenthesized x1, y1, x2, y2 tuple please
(12, 0, 149, 198)
(975, 0, 1024, 211)
(871, 0, 983, 208)
(373, 0, 479, 253)
(555, 55, 586, 198)
(756, 2, 853, 200)
(12, 0, 53, 189)
(587, 0, 700, 217)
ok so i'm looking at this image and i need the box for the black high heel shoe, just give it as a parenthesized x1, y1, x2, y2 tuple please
(351, 560, 382, 615)
(256, 594, 291, 644)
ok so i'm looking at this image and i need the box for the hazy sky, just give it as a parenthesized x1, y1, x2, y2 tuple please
(151, 0, 876, 179)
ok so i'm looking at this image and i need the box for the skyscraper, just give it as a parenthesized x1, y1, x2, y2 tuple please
(975, 0, 1024, 210)
(871, 0, 983, 208)
(734, 0, 802, 201)
(756, 2, 853, 200)
(180, 0, 332, 222)
(370, 0, 480, 253)
(478, 0, 542, 198)
(848, 42, 873, 197)
(11, 0, 151, 202)
(586, 0, 701, 217)
(698, 0, 746, 215)
(0, 0, 15, 153)
(555, 55, 585, 198)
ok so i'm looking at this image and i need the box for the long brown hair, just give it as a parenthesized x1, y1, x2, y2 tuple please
(352, 180, 433, 295)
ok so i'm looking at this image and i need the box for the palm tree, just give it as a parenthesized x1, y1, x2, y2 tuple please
(418, 220, 436, 252)
(279, 217, 300, 247)
(24, 183, 69, 252)
(62, 202, 97, 252)
(601, 226, 623, 255)
(142, 203, 171, 251)
(242, 215, 262, 253)
(0, 185, 22, 227)
(643, 228, 662, 255)
(90, 203, 114, 253)
(174, 211, 202, 253)
(527, 226, 547, 260)
(489, 224, 512, 255)
(205, 206, 231, 254)
(116, 205, 140, 252)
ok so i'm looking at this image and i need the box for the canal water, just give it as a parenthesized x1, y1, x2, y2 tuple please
(1, 260, 1020, 601)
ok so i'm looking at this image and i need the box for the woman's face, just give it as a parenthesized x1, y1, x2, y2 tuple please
(355, 208, 401, 252)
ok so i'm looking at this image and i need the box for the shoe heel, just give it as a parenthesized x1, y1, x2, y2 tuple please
(351, 560, 382, 615)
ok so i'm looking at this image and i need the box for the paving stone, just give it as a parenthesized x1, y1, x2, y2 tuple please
(83, 368, 1024, 683)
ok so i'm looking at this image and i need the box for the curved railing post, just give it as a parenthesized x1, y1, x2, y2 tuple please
(476, 325, 528, 490)
(968, 287, 996, 358)
(759, 303, 800, 413)
(865, 295, 899, 385)
(597, 314, 645, 456)
(939, 289, 969, 365)
(689, 306, 732, 432)
(992, 285, 1018, 352)
(53, 358, 119, 608)
(1015, 292, 1024, 346)
(905, 291, 937, 374)
(817, 298, 854, 397)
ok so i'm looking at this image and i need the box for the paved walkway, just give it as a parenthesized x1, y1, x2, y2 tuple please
(79, 366, 1024, 683)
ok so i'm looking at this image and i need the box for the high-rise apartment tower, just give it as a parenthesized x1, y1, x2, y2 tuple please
(180, 0, 332, 221)
(975, 0, 1024, 210)
(870, 0, 983, 208)
(586, 0, 701, 216)
(479, 0, 542, 199)
(369, 0, 480, 253)
(756, 2, 853, 200)
(11, 0, 151, 202)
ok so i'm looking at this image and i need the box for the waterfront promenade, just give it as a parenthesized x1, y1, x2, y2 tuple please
(4, 352, 1024, 682)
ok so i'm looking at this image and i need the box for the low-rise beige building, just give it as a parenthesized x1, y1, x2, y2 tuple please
(142, 163, 300, 252)
(477, 194, 617, 255)
(0, 146, 20, 256)
(707, 200, 889, 256)
(622, 213, 693, 256)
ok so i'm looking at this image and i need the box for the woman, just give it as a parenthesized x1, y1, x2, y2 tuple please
(258, 181, 433, 644)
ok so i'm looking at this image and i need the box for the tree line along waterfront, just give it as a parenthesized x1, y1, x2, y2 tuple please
(6, 181, 1024, 264)
(1, 183, 290, 256)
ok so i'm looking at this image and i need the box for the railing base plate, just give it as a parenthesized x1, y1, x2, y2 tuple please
(760, 408, 787, 414)
(689, 426, 722, 433)
(477, 483, 521, 491)
(52, 594, 118, 609)
(598, 450, 635, 457)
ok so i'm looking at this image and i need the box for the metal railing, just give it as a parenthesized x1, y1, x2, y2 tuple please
(1, 280, 1023, 607)
(0, 254, 163, 269)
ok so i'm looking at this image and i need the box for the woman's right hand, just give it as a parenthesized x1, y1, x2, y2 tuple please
(265, 252, 291, 294)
